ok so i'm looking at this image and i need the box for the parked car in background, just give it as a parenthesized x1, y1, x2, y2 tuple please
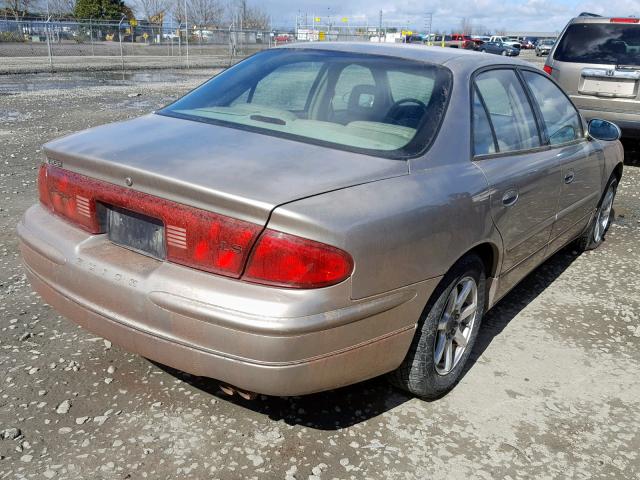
(18, 44, 623, 401)
(445, 33, 478, 49)
(425, 33, 452, 45)
(480, 39, 521, 56)
(471, 35, 490, 48)
(489, 35, 521, 48)
(545, 14, 640, 138)
(520, 37, 538, 49)
(536, 39, 555, 56)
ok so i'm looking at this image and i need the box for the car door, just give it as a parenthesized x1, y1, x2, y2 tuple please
(471, 68, 562, 298)
(486, 41, 498, 54)
(520, 69, 604, 255)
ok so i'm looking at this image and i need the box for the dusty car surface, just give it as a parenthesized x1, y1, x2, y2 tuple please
(17, 43, 624, 399)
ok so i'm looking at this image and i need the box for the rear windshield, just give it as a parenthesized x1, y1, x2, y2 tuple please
(159, 49, 452, 158)
(554, 23, 640, 65)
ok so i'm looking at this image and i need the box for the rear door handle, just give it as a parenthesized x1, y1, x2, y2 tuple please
(564, 171, 575, 184)
(502, 189, 519, 207)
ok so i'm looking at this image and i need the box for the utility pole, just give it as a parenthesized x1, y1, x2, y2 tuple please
(378, 10, 382, 43)
(425, 12, 432, 42)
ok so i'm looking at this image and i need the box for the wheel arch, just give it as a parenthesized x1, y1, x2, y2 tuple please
(611, 162, 623, 183)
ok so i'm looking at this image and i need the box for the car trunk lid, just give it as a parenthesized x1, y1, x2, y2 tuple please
(43, 113, 408, 227)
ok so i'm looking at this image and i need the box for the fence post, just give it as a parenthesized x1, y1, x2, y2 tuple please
(89, 18, 94, 56)
(118, 15, 125, 74)
(184, 0, 190, 69)
(45, 16, 53, 71)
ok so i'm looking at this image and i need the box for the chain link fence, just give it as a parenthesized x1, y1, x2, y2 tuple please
(0, 18, 272, 71)
(0, 17, 423, 73)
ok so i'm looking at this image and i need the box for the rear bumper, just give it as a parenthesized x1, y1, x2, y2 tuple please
(572, 102, 640, 138)
(18, 204, 437, 396)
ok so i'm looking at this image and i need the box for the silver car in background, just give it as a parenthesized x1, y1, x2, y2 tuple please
(545, 14, 640, 137)
(18, 44, 624, 400)
(535, 39, 555, 56)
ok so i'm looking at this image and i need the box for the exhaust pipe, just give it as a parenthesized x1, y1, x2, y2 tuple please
(219, 383, 257, 401)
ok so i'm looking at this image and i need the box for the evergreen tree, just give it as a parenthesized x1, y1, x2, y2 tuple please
(74, 0, 130, 19)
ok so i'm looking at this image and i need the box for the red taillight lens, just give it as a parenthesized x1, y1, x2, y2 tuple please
(243, 229, 353, 289)
(38, 163, 51, 208)
(39, 163, 102, 233)
(164, 208, 261, 277)
(37, 163, 261, 278)
(543, 65, 553, 75)
(610, 17, 639, 23)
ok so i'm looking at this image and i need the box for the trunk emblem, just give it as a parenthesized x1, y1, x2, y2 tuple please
(125, 177, 133, 186)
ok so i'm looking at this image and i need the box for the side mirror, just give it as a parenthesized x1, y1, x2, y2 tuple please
(588, 119, 622, 142)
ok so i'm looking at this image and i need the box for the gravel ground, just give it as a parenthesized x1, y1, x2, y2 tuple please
(0, 67, 639, 480)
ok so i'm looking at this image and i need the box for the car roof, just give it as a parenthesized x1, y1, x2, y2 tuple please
(276, 42, 533, 69)
(570, 15, 640, 24)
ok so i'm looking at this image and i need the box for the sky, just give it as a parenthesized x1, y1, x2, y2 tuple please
(267, 0, 640, 33)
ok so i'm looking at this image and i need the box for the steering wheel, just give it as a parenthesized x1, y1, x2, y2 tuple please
(384, 98, 428, 126)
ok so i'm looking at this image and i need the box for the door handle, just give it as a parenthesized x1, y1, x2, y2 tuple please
(564, 171, 575, 184)
(502, 189, 519, 207)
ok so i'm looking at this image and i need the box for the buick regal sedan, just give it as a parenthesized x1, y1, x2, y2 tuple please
(18, 44, 624, 399)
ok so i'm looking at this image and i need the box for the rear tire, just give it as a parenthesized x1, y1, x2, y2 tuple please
(576, 176, 618, 251)
(388, 255, 486, 399)
(501, 50, 507, 56)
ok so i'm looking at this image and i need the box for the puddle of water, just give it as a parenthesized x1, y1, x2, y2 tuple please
(0, 70, 211, 94)
(0, 110, 32, 122)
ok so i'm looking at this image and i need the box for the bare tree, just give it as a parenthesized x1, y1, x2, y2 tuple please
(3, 0, 35, 20)
(459, 17, 472, 35)
(137, 0, 170, 40)
(242, 4, 267, 29)
(471, 23, 489, 35)
(190, 0, 223, 28)
(172, 0, 186, 24)
(48, 0, 75, 18)
(228, 0, 268, 29)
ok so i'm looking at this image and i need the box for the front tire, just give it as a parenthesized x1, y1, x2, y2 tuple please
(388, 255, 486, 399)
(576, 176, 618, 251)
(501, 50, 507, 56)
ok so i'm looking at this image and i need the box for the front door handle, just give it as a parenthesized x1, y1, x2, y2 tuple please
(564, 170, 575, 184)
(502, 189, 519, 207)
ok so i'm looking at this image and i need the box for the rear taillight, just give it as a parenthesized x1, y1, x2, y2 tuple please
(543, 65, 553, 75)
(36, 163, 353, 288)
(164, 206, 261, 277)
(243, 229, 353, 288)
(610, 17, 639, 23)
(38, 163, 102, 232)
(37, 163, 261, 277)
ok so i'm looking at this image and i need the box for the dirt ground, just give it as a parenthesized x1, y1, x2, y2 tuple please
(0, 65, 639, 480)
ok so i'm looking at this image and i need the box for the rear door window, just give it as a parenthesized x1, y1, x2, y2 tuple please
(472, 88, 496, 156)
(475, 69, 541, 153)
(387, 70, 434, 104)
(250, 62, 323, 112)
(554, 23, 640, 66)
(522, 71, 582, 145)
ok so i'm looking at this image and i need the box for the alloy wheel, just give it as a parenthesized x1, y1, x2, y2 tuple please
(593, 182, 616, 243)
(433, 276, 478, 375)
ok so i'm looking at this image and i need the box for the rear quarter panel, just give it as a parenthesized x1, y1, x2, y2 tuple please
(267, 162, 499, 300)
